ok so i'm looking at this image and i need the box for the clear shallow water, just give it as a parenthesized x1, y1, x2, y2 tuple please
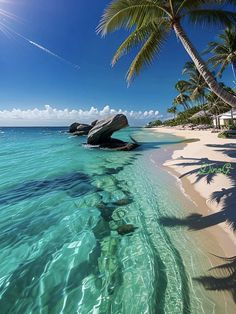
(0, 127, 229, 313)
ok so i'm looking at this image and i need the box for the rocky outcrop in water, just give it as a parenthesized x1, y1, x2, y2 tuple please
(88, 114, 128, 144)
(91, 120, 98, 127)
(87, 114, 139, 151)
(69, 123, 92, 135)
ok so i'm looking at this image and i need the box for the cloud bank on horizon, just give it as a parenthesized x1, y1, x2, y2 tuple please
(0, 105, 161, 126)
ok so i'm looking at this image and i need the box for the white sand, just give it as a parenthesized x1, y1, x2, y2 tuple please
(154, 127, 236, 251)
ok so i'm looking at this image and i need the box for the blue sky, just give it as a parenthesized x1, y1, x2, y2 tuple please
(0, 0, 235, 125)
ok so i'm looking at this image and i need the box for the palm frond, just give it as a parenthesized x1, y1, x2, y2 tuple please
(180, 0, 236, 11)
(186, 9, 236, 27)
(126, 25, 170, 83)
(204, 26, 236, 79)
(97, 0, 164, 36)
(112, 23, 155, 66)
(175, 80, 192, 92)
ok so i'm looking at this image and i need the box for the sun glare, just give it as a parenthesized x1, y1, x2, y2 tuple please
(0, 2, 19, 38)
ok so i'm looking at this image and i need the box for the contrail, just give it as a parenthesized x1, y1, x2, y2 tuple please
(26, 37, 80, 70)
(2, 24, 80, 70)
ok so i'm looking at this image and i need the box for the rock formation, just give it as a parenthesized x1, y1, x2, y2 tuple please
(69, 114, 140, 151)
(87, 114, 139, 151)
(69, 123, 92, 135)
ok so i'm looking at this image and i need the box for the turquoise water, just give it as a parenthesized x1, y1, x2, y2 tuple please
(0, 127, 228, 313)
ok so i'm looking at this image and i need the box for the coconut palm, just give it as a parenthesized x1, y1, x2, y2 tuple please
(174, 80, 191, 110)
(204, 27, 236, 82)
(173, 94, 190, 110)
(181, 61, 208, 105)
(207, 92, 230, 115)
(167, 105, 178, 119)
(207, 84, 235, 126)
(206, 90, 231, 128)
(98, 0, 236, 108)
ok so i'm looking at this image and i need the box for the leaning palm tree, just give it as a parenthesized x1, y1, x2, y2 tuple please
(98, 0, 236, 108)
(204, 27, 236, 81)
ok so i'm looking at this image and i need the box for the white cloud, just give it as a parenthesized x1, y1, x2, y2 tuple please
(0, 105, 162, 126)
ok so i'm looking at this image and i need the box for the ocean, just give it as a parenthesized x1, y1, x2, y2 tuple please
(0, 127, 227, 313)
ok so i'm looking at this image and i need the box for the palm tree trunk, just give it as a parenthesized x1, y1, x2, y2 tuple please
(173, 21, 236, 108)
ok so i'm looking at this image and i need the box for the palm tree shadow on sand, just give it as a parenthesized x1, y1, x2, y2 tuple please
(159, 146, 236, 229)
(194, 255, 236, 303)
(159, 147, 236, 302)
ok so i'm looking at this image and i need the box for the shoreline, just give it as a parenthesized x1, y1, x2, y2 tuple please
(153, 127, 236, 255)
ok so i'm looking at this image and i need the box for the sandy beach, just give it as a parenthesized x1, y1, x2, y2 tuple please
(153, 127, 236, 254)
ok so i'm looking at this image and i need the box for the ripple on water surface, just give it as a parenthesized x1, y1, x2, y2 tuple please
(0, 127, 230, 313)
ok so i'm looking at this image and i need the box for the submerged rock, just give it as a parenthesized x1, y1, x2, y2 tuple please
(116, 224, 137, 235)
(100, 139, 139, 151)
(113, 198, 132, 206)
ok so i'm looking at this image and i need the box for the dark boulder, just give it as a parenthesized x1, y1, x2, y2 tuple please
(100, 139, 139, 151)
(91, 120, 98, 127)
(87, 114, 128, 145)
(76, 124, 92, 134)
(87, 115, 140, 151)
(69, 122, 80, 133)
(69, 123, 92, 135)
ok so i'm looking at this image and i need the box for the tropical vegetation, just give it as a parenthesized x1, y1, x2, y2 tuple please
(98, 0, 236, 108)
(204, 26, 236, 81)
(146, 119, 163, 128)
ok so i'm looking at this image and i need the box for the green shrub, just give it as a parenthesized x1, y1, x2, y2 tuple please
(228, 124, 236, 130)
(218, 131, 229, 138)
(146, 119, 163, 128)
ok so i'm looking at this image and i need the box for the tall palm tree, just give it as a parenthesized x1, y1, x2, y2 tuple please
(174, 80, 191, 110)
(204, 27, 236, 82)
(181, 61, 208, 105)
(207, 91, 231, 115)
(98, 0, 236, 108)
(206, 90, 231, 128)
(173, 94, 190, 110)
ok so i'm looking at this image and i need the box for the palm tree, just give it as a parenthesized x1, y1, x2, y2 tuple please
(206, 91, 231, 128)
(204, 27, 236, 82)
(167, 105, 178, 119)
(207, 91, 231, 115)
(181, 61, 208, 105)
(173, 81, 191, 110)
(173, 94, 190, 110)
(98, 0, 236, 108)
